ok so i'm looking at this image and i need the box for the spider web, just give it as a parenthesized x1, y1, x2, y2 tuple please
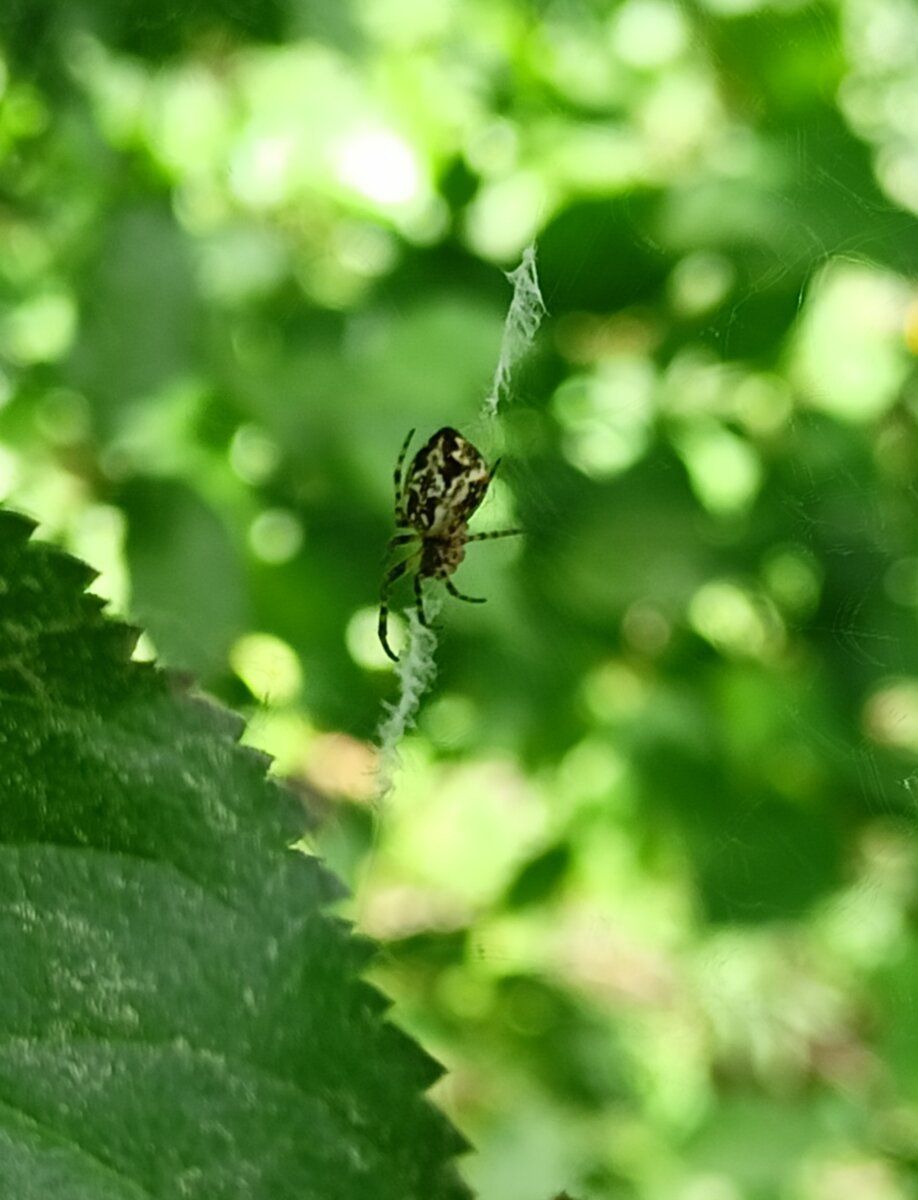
(373, 243, 547, 802)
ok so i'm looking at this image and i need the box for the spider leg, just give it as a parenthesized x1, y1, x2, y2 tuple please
(464, 528, 524, 543)
(446, 579, 486, 604)
(413, 572, 428, 627)
(384, 532, 416, 560)
(445, 529, 522, 607)
(379, 558, 413, 662)
(393, 428, 415, 525)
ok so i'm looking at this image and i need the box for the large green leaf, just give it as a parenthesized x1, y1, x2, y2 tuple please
(0, 511, 470, 1199)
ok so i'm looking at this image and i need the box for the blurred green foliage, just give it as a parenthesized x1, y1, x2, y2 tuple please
(3, 0, 918, 1195)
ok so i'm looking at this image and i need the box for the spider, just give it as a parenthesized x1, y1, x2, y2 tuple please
(378, 426, 522, 662)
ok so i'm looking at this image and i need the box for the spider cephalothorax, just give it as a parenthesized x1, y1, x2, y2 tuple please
(378, 426, 522, 661)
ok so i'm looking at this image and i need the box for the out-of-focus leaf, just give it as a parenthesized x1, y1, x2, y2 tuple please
(538, 196, 670, 313)
(494, 976, 633, 1108)
(503, 842, 571, 910)
(67, 207, 200, 431)
(639, 749, 843, 923)
(122, 476, 247, 678)
(686, 1093, 833, 1190)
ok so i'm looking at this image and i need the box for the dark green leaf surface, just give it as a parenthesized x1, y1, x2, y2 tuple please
(0, 511, 469, 1199)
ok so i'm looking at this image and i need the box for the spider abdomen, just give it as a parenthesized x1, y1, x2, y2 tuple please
(405, 427, 492, 533)
(421, 532, 468, 579)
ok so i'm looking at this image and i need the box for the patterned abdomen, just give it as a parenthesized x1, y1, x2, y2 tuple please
(405, 427, 493, 535)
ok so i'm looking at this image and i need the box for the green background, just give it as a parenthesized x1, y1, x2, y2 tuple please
(3, 0, 918, 1195)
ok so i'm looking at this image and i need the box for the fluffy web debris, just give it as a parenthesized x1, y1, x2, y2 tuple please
(374, 245, 545, 802)
(374, 598, 440, 801)
(481, 242, 547, 419)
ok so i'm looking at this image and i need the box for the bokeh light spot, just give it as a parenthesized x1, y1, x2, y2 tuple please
(763, 548, 823, 616)
(347, 605, 404, 669)
(249, 509, 303, 563)
(674, 422, 762, 515)
(791, 261, 910, 423)
(336, 128, 421, 206)
(668, 252, 736, 317)
(230, 424, 281, 485)
(2, 291, 76, 364)
(230, 133, 296, 208)
(610, 0, 689, 69)
(554, 361, 655, 479)
(230, 632, 303, 705)
(462, 171, 550, 261)
(689, 579, 784, 660)
(421, 692, 479, 749)
(864, 680, 918, 753)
